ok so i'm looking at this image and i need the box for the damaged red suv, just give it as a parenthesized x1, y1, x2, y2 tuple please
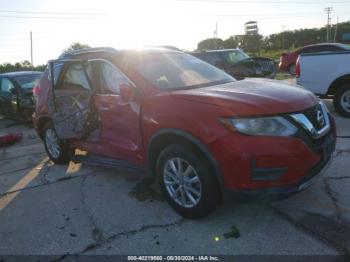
(33, 47, 336, 218)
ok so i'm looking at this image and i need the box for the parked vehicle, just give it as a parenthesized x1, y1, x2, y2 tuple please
(279, 43, 350, 75)
(296, 50, 350, 117)
(34, 47, 336, 218)
(191, 49, 276, 80)
(0, 71, 42, 121)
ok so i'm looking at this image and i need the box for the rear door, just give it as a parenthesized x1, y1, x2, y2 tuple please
(50, 60, 94, 139)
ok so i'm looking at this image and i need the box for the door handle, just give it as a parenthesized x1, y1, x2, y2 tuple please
(98, 106, 110, 111)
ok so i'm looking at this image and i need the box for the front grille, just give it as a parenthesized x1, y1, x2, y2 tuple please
(289, 102, 330, 140)
(303, 104, 326, 130)
(259, 61, 275, 72)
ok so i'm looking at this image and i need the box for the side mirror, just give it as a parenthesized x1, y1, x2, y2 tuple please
(120, 83, 133, 101)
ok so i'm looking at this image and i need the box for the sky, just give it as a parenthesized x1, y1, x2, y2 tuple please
(0, 0, 350, 65)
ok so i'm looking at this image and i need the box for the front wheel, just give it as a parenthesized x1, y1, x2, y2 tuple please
(156, 144, 221, 219)
(43, 123, 70, 164)
(333, 84, 350, 118)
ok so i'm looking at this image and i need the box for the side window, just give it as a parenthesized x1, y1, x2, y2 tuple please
(61, 63, 90, 90)
(203, 53, 223, 66)
(48, 62, 64, 85)
(0, 78, 15, 93)
(324, 46, 342, 52)
(96, 61, 130, 94)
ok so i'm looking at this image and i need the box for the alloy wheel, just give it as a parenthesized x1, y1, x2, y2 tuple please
(45, 128, 61, 159)
(340, 90, 350, 113)
(163, 157, 202, 208)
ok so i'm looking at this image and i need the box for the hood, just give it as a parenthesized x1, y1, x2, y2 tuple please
(171, 78, 318, 116)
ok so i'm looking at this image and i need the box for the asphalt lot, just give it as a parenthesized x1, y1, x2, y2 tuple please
(0, 99, 349, 256)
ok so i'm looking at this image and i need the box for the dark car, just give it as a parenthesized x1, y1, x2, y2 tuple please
(33, 47, 335, 218)
(191, 49, 276, 80)
(279, 43, 350, 75)
(0, 71, 42, 121)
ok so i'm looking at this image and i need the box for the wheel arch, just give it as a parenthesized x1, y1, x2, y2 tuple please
(327, 74, 350, 96)
(147, 129, 225, 192)
(37, 116, 53, 139)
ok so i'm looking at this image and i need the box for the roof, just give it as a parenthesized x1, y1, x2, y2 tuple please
(301, 42, 346, 48)
(0, 71, 43, 77)
(191, 48, 241, 54)
(59, 47, 118, 59)
(59, 47, 182, 59)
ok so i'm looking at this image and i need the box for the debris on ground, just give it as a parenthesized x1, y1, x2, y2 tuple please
(128, 177, 163, 201)
(0, 132, 22, 147)
(223, 225, 240, 239)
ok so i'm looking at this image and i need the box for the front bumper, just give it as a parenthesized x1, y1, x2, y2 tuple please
(231, 150, 333, 198)
(208, 129, 336, 192)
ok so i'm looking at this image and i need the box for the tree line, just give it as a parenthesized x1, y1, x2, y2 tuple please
(0, 42, 91, 74)
(0, 60, 46, 74)
(197, 21, 350, 52)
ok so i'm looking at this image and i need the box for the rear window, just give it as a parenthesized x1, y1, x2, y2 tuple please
(12, 74, 42, 89)
(137, 52, 234, 90)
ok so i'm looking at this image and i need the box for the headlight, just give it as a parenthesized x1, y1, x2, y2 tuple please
(220, 116, 297, 137)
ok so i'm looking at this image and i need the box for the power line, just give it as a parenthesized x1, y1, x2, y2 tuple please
(193, 10, 350, 17)
(0, 15, 103, 20)
(177, 0, 350, 4)
(0, 10, 104, 16)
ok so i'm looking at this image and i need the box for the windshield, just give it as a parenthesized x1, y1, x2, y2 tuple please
(337, 43, 350, 50)
(13, 74, 42, 89)
(137, 52, 235, 90)
(222, 50, 250, 65)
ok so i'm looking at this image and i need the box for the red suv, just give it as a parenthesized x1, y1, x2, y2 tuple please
(33, 48, 336, 218)
(279, 43, 350, 75)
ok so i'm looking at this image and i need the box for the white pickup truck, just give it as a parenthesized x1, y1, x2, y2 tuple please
(296, 51, 350, 117)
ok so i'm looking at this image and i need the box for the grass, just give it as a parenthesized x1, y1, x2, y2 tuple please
(248, 50, 284, 60)
(274, 73, 293, 80)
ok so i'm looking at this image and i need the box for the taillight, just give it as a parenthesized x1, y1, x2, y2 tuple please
(33, 85, 40, 104)
(33, 85, 40, 95)
(295, 58, 300, 78)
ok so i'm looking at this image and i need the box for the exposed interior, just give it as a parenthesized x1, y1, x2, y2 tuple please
(51, 61, 100, 140)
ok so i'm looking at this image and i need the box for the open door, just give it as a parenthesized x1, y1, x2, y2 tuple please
(50, 60, 95, 140)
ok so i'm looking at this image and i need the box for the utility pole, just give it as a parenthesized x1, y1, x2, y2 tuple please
(334, 16, 339, 42)
(30, 31, 33, 67)
(282, 25, 286, 49)
(213, 22, 218, 49)
(324, 7, 333, 42)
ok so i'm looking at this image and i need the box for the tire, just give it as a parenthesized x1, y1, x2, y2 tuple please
(288, 63, 296, 76)
(333, 84, 350, 118)
(42, 122, 70, 164)
(156, 144, 221, 219)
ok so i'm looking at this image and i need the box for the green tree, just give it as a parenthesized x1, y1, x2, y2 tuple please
(63, 42, 91, 53)
(0, 61, 45, 73)
(196, 21, 350, 55)
(223, 36, 239, 49)
(197, 38, 224, 51)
